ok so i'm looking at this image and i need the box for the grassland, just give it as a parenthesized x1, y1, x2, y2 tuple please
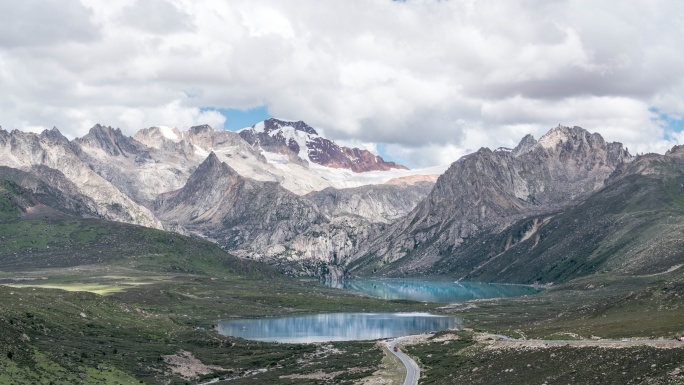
(404, 331, 684, 385)
(0, 208, 430, 384)
(400, 270, 684, 384)
(2, 181, 684, 384)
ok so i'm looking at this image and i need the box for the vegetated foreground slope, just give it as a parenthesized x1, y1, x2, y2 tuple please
(0, 177, 430, 384)
(2, 144, 684, 384)
(0, 175, 272, 276)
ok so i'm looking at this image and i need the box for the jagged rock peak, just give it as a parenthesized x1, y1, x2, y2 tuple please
(259, 118, 318, 135)
(512, 125, 631, 162)
(76, 124, 145, 158)
(90, 123, 118, 134)
(511, 134, 537, 157)
(666, 144, 684, 158)
(189, 124, 215, 134)
(537, 125, 604, 149)
(40, 126, 69, 143)
(203, 151, 220, 165)
(196, 151, 238, 177)
(240, 118, 407, 172)
(133, 126, 186, 149)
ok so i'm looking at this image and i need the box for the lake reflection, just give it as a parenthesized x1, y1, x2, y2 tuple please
(342, 279, 543, 303)
(218, 313, 461, 343)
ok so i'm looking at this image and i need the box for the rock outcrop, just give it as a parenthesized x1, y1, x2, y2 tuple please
(0, 127, 162, 228)
(306, 178, 435, 224)
(154, 153, 327, 257)
(353, 125, 633, 275)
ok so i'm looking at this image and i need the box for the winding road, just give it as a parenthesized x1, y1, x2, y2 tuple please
(382, 333, 682, 385)
(386, 336, 421, 385)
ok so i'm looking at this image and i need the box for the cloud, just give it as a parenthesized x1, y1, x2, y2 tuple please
(1, 0, 683, 167)
(0, 0, 100, 48)
(117, 0, 194, 34)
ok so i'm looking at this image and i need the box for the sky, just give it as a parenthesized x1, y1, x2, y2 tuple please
(1, 0, 683, 168)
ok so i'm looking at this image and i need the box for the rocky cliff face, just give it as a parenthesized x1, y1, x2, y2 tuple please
(353, 125, 633, 275)
(306, 178, 436, 223)
(151, 152, 400, 275)
(239, 118, 408, 172)
(0, 123, 437, 277)
(423, 147, 684, 284)
(0, 165, 99, 218)
(134, 123, 420, 195)
(4, 121, 672, 284)
(0, 127, 162, 228)
(74, 125, 165, 205)
(154, 153, 328, 257)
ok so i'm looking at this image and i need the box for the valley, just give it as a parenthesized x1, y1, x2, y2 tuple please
(1, 122, 684, 384)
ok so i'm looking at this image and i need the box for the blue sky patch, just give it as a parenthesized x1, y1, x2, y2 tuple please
(652, 108, 684, 140)
(202, 106, 271, 131)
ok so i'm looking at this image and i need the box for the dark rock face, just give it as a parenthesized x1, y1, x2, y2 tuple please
(239, 118, 408, 172)
(427, 148, 684, 284)
(262, 118, 319, 136)
(154, 153, 327, 256)
(0, 166, 99, 219)
(353, 125, 634, 276)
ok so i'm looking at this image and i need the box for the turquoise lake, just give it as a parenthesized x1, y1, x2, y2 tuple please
(339, 279, 543, 302)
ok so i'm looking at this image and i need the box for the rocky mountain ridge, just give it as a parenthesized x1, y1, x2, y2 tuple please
(0, 127, 162, 228)
(6, 121, 680, 286)
(0, 121, 433, 279)
(352, 125, 634, 276)
(239, 118, 408, 172)
(152, 153, 428, 275)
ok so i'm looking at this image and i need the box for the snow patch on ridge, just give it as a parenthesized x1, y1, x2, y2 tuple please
(158, 126, 180, 142)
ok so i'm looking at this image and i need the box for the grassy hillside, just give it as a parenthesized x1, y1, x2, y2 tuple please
(0, 181, 24, 220)
(422, 173, 684, 284)
(0, 179, 430, 384)
(2, 169, 684, 384)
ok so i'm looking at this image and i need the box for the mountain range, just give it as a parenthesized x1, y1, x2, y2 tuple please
(2, 120, 683, 284)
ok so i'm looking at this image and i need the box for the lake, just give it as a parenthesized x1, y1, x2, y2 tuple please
(339, 279, 543, 302)
(217, 312, 461, 343)
(218, 279, 540, 343)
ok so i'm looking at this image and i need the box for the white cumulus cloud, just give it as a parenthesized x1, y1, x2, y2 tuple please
(0, 0, 683, 167)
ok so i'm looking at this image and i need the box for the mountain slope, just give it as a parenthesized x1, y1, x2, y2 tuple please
(0, 166, 99, 219)
(353, 125, 633, 276)
(306, 176, 436, 223)
(0, 127, 161, 228)
(134, 123, 433, 195)
(154, 153, 326, 256)
(74, 124, 186, 206)
(428, 171, 684, 284)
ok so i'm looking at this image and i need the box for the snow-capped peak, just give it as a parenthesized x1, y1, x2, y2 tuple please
(158, 126, 180, 142)
(239, 118, 406, 173)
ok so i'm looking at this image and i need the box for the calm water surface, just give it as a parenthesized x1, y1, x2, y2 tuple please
(340, 279, 543, 302)
(218, 280, 540, 343)
(218, 312, 461, 343)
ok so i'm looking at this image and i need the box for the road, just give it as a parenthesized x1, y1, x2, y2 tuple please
(386, 336, 421, 385)
(382, 333, 682, 385)
(490, 337, 684, 349)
